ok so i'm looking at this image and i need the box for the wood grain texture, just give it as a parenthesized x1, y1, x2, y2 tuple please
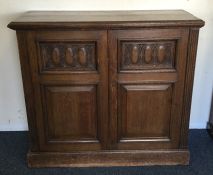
(25, 30, 108, 152)
(8, 10, 204, 30)
(27, 150, 190, 167)
(118, 84, 172, 139)
(120, 40, 175, 70)
(9, 10, 204, 167)
(39, 84, 102, 152)
(117, 84, 173, 150)
(179, 28, 200, 148)
(39, 42, 96, 72)
(44, 85, 97, 140)
(109, 28, 189, 150)
(16, 31, 39, 151)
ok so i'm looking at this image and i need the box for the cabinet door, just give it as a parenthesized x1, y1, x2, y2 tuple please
(26, 31, 108, 152)
(108, 29, 189, 150)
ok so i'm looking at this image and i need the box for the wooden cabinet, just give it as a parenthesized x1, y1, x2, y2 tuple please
(8, 10, 204, 167)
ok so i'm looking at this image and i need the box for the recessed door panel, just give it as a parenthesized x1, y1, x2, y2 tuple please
(118, 84, 172, 140)
(44, 85, 97, 141)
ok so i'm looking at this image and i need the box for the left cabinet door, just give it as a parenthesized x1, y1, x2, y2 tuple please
(24, 30, 108, 152)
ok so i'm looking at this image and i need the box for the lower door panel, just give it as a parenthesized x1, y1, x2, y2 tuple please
(39, 83, 101, 151)
(117, 83, 175, 149)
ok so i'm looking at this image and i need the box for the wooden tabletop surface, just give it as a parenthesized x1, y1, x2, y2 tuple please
(8, 10, 204, 29)
(12, 10, 202, 22)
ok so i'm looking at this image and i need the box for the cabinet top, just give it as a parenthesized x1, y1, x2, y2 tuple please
(8, 10, 204, 30)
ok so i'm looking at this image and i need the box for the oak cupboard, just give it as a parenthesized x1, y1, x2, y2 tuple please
(8, 10, 204, 167)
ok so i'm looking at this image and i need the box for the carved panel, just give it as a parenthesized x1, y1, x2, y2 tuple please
(52, 48, 60, 65)
(65, 48, 74, 65)
(78, 47, 87, 65)
(120, 41, 176, 71)
(131, 45, 139, 64)
(39, 42, 96, 72)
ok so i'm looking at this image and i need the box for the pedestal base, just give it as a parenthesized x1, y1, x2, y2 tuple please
(27, 150, 190, 168)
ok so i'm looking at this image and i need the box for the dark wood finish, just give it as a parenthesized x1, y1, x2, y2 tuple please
(19, 30, 108, 152)
(39, 42, 96, 72)
(120, 40, 175, 70)
(179, 28, 201, 148)
(8, 10, 204, 30)
(16, 31, 39, 151)
(28, 150, 189, 167)
(108, 29, 189, 150)
(8, 10, 204, 167)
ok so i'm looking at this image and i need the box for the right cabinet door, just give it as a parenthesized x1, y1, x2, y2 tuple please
(108, 29, 189, 150)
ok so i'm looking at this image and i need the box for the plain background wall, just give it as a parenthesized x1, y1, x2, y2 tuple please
(0, 0, 213, 131)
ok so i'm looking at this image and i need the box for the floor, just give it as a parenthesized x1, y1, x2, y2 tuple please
(0, 129, 213, 175)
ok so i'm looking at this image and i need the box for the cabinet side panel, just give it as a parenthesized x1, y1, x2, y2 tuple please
(16, 31, 39, 151)
(180, 28, 200, 148)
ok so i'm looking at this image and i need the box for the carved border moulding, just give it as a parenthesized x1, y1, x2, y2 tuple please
(120, 40, 176, 71)
(39, 42, 97, 72)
